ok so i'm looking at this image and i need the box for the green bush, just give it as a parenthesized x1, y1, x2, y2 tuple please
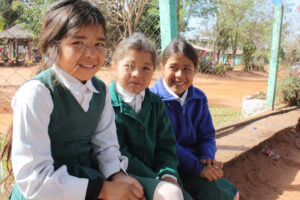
(214, 64, 225, 74)
(278, 70, 300, 106)
(252, 91, 266, 100)
(197, 59, 213, 73)
(224, 64, 233, 72)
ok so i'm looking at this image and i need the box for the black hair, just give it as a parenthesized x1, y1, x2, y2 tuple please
(38, 0, 106, 72)
(112, 32, 158, 68)
(161, 38, 198, 67)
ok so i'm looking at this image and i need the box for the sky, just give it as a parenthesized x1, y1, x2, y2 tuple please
(282, 0, 300, 38)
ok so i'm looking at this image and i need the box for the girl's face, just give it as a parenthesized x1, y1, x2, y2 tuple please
(114, 49, 154, 94)
(58, 24, 105, 82)
(162, 53, 195, 97)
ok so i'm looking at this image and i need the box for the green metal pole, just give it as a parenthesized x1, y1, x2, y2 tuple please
(159, 0, 178, 51)
(266, 5, 283, 110)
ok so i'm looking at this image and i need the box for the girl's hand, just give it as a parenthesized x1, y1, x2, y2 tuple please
(161, 176, 180, 187)
(200, 159, 223, 169)
(98, 181, 144, 200)
(111, 171, 144, 195)
(199, 166, 224, 182)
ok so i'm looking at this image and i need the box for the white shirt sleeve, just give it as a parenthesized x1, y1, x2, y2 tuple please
(91, 86, 128, 178)
(11, 80, 88, 200)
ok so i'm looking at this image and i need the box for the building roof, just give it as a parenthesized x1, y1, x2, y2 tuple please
(192, 45, 243, 55)
(0, 24, 33, 40)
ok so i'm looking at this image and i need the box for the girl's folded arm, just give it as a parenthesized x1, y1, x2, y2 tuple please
(12, 80, 89, 200)
(91, 86, 128, 178)
(176, 143, 205, 176)
(196, 97, 217, 159)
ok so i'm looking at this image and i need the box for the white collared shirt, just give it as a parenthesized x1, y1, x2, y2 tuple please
(11, 65, 128, 200)
(116, 82, 145, 113)
(54, 65, 99, 112)
(162, 78, 188, 106)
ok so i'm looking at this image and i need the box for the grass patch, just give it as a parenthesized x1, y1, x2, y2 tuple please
(209, 106, 242, 128)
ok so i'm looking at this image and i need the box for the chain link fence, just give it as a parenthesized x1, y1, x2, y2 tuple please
(0, 0, 290, 139)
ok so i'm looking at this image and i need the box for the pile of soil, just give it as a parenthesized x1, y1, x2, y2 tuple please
(223, 118, 300, 200)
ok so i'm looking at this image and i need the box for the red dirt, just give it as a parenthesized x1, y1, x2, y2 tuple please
(0, 65, 271, 134)
(223, 118, 300, 200)
(0, 65, 274, 113)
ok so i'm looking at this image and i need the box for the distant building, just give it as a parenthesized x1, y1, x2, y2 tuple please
(192, 44, 243, 65)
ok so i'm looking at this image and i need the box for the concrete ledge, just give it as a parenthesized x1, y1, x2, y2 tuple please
(215, 107, 300, 163)
(216, 106, 299, 135)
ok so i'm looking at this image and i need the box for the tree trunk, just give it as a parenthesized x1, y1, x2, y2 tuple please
(230, 26, 239, 69)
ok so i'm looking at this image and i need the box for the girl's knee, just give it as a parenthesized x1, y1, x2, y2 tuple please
(153, 181, 184, 200)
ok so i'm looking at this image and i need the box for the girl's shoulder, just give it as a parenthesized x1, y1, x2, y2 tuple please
(188, 85, 207, 100)
(91, 76, 107, 93)
(18, 79, 49, 95)
(12, 79, 52, 110)
(146, 88, 163, 103)
(13, 69, 55, 109)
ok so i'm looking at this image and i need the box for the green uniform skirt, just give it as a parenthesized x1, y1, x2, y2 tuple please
(179, 170, 238, 200)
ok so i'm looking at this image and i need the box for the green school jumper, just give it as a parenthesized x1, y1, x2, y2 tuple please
(109, 82, 193, 200)
(10, 69, 106, 199)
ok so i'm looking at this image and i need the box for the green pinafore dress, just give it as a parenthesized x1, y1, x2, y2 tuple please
(10, 69, 106, 199)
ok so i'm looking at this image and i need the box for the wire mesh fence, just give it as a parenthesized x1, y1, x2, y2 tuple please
(0, 0, 291, 139)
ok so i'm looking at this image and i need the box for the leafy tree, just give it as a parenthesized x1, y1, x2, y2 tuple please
(137, 0, 160, 48)
(215, 27, 230, 63)
(183, 0, 277, 71)
(281, 19, 300, 66)
(12, 0, 56, 39)
(0, 16, 4, 31)
(97, 0, 161, 51)
(219, 0, 255, 68)
(242, 42, 256, 71)
(177, 0, 219, 36)
(98, 0, 152, 39)
(0, 0, 23, 28)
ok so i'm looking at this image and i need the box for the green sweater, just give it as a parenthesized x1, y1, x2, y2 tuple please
(109, 82, 179, 179)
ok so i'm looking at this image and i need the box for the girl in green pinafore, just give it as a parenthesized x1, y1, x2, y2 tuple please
(109, 33, 193, 200)
(0, 1, 145, 199)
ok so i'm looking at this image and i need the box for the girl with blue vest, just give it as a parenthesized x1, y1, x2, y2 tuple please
(109, 33, 193, 200)
(150, 39, 239, 200)
(1, 1, 145, 199)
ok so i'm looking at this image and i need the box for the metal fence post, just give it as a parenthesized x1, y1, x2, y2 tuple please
(159, 0, 178, 51)
(266, 5, 283, 110)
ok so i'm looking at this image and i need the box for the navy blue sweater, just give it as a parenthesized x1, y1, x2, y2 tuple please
(151, 78, 216, 176)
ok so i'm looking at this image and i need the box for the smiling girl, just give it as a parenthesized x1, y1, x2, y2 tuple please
(109, 33, 193, 200)
(151, 39, 239, 200)
(1, 1, 144, 200)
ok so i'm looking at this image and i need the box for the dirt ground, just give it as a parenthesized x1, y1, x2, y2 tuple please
(1, 65, 298, 200)
(0, 65, 271, 134)
(223, 118, 300, 200)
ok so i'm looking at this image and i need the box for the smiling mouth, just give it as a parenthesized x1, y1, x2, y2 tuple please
(173, 81, 185, 86)
(77, 64, 96, 69)
(129, 82, 142, 86)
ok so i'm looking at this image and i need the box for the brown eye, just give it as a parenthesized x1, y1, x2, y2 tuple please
(143, 66, 151, 71)
(170, 65, 177, 70)
(72, 41, 83, 45)
(125, 64, 134, 71)
(96, 42, 104, 47)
